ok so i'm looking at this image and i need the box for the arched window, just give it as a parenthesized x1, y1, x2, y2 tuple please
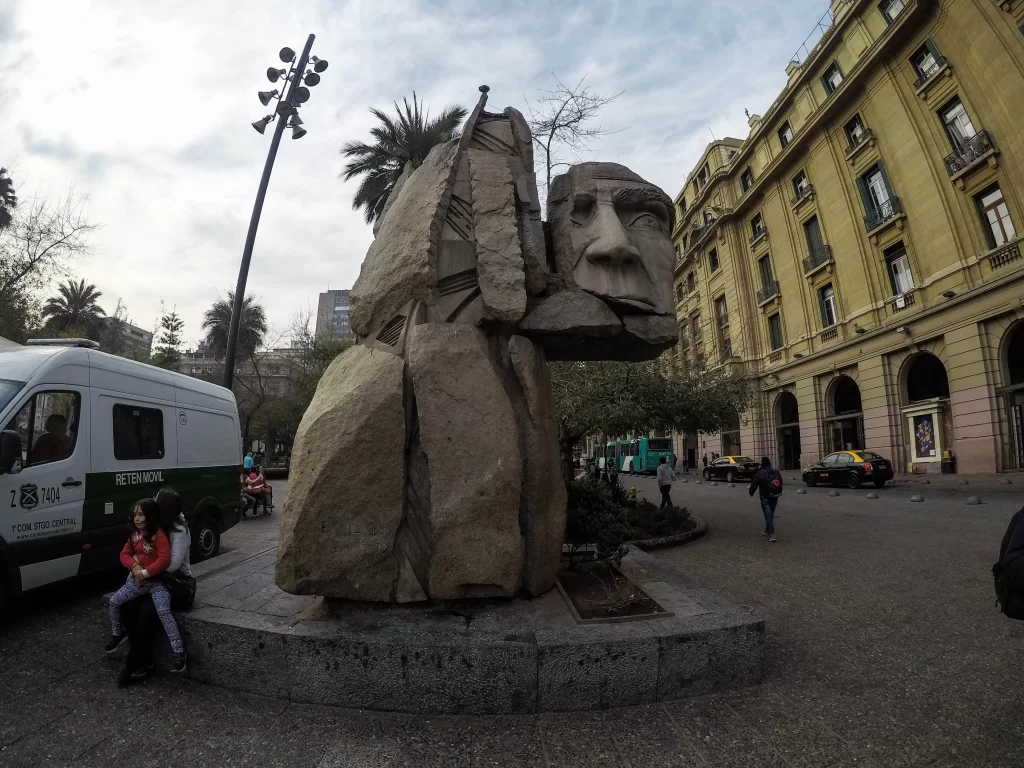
(905, 353, 950, 403)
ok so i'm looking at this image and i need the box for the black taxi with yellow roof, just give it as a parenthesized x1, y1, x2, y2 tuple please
(802, 450, 894, 489)
(703, 455, 760, 482)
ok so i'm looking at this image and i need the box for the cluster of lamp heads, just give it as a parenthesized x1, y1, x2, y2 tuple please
(252, 47, 329, 140)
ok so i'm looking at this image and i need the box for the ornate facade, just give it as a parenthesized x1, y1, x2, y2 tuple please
(671, 0, 1024, 474)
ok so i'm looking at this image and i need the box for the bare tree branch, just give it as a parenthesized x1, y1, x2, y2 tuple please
(524, 74, 624, 205)
(0, 191, 97, 298)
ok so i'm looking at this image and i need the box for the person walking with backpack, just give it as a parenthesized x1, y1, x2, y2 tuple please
(748, 456, 783, 543)
(993, 504, 1024, 620)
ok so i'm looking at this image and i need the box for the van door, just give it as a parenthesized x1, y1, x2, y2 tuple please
(0, 387, 89, 592)
(80, 390, 178, 574)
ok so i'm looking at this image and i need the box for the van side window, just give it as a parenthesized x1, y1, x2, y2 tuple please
(3, 391, 81, 468)
(113, 405, 165, 461)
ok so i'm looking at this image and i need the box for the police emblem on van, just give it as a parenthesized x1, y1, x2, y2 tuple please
(19, 483, 39, 509)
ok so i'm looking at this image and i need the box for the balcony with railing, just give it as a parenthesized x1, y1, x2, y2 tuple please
(820, 326, 839, 343)
(803, 245, 834, 276)
(845, 128, 874, 159)
(717, 312, 729, 329)
(688, 221, 717, 255)
(944, 131, 995, 179)
(889, 290, 916, 313)
(913, 55, 947, 90)
(864, 196, 903, 233)
(757, 280, 781, 306)
(749, 226, 768, 248)
(791, 183, 814, 207)
(986, 238, 1022, 270)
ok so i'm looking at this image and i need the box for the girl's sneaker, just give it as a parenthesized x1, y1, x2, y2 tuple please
(104, 633, 128, 655)
(170, 651, 187, 674)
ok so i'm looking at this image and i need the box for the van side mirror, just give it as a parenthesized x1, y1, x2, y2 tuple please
(0, 430, 22, 475)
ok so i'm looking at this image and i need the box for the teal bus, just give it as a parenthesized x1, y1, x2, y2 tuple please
(621, 437, 675, 475)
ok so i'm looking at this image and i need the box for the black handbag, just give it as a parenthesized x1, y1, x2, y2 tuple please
(165, 570, 197, 610)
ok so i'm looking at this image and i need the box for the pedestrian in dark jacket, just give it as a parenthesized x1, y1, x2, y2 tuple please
(748, 456, 783, 543)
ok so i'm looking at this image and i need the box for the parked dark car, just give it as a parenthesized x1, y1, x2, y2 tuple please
(802, 450, 894, 489)
(702, 456, 759, 482)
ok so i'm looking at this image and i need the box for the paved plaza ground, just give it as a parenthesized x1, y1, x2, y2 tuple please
(2, 474, 1023, 767)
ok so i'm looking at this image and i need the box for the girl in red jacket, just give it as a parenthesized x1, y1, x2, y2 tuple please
(106, 498, 186, 673)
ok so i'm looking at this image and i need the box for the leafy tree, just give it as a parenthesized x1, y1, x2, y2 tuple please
(549, 359, 751, 480)
(341, 93, 467, 224)
(41, 278, 105, 336)
(201, 291, 268, 360)
(250, 311, 351, 455)
(152, 309, 184, 368)
(0, 168, 17, 231)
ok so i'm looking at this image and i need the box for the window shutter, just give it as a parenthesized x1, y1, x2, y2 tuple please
(855, 175, 873, 213)
(818, 288, 827, 326)
(820, 76, 831, 96)
(924, 39, 940, 61)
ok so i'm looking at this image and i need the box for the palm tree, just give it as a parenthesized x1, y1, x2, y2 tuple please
(340, 93, 468, 224)
(202, 291, 268, 360)
(42, 279, 105, 335)
(0, 168, 16, 230)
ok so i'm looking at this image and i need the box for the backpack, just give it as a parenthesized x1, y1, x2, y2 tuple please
(766, 469, 784, 499)
(992, 506, 1024, 620)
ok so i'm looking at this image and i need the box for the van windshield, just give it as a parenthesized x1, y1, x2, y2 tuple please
(0, 379, 25, 416)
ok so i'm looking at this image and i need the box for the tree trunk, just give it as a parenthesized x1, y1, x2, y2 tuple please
(559, 435, 576, 483)
(267, 428, 278, 460)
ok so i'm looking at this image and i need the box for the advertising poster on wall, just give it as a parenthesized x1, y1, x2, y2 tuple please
(914, 413, 937, 458)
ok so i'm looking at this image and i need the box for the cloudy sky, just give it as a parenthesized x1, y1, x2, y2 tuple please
(0, 0, 827, 347)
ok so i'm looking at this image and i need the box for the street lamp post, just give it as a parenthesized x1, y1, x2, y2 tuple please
(222, 34, 328, 389)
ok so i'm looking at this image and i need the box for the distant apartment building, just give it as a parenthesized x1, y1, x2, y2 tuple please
(100, 318, 153, 357)
(177, 342, 301, 398)
(315, 289, 355, 341)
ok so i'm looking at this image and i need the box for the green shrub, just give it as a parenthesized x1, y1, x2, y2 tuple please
(564, 477, 632, 567)
(626, 502, 691, 539)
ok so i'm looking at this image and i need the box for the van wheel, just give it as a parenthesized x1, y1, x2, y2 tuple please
(192, 515, 221, 562)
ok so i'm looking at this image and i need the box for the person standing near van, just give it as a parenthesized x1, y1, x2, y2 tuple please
(117, 488, 194, 685)
(702, 454, 709, 469)
(656, 456, 674, 508)
(243, 452, 254, 472)
(748, 456, 783, 543)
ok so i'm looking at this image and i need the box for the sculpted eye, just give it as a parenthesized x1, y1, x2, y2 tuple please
(569, 194, 595, 226)
(629, 212, 664, 232)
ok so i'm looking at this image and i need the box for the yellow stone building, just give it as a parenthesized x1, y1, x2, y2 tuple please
(671, 0, 1024, 475)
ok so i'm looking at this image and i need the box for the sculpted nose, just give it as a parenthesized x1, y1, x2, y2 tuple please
(584, 204, 641, 266)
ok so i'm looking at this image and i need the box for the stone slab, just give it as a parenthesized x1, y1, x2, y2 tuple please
(406, 323, 523, 599)
(171, 546, 764, 714)
(276, 345, 407, 601)
(349, 141, 458, 337)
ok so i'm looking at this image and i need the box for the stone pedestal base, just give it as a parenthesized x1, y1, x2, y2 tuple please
(143, 546, 765, 714)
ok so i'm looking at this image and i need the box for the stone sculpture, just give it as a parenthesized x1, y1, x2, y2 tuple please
(277, 87, 677, 603)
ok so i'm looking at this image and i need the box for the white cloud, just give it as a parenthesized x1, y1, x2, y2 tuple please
(0, 0, 827, 345)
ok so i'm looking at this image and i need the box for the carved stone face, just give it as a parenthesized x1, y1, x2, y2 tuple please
(548, 163, 676, 316)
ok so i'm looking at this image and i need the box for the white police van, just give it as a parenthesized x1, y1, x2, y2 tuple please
(0, 340, 243, 619)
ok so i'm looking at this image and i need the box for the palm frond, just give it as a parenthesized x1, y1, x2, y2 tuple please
(339, 92, 468, 224)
